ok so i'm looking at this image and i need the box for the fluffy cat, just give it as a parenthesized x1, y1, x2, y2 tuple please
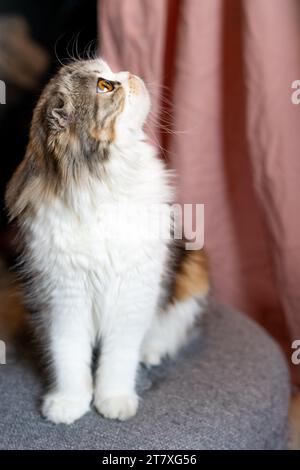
(5, 58, 209, 424)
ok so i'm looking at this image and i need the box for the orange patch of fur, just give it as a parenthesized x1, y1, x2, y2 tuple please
(0, 260, 26, 341)
(173, 249, 210, 302)
(90, 89, 125, 144)
(90, 123, 115, 143)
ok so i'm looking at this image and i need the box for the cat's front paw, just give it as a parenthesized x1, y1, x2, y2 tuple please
(94, 393, 139, 421)
(42, 391, 91, 425)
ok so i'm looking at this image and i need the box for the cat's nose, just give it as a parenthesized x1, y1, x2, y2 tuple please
(117, 71, 130, 82)
(128, 74, 146, 95)
(128, 73, 144, 85)
(129, 73, 140, 80)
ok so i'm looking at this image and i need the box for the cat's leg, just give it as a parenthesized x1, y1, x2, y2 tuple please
(141, 297, 206, 367)
(94, 271, 159, 421)
(41, 277, 94, 425)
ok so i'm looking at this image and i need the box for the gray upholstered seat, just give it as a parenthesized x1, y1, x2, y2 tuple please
(0, 302, 290, 450)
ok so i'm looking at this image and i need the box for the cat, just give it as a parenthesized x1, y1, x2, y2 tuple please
(5, 58, 209, 424)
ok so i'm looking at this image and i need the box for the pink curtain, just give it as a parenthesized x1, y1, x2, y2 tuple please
(99, 0, 300, 384)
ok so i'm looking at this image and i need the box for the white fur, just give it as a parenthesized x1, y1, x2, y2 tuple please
(24, 60, 203, 424)
(141, 298, 202, 367)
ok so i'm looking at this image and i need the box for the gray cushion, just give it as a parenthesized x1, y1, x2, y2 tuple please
(0, 301, 290, 450)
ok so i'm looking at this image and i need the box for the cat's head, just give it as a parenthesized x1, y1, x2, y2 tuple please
(5, 59, 153, 220)
(30, 58, 151, 176)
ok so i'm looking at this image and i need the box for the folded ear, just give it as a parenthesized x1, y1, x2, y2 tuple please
(47, 93, 71, 130)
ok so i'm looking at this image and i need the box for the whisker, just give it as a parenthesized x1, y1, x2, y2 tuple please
(54, 32, 67, 69)
(74, 31, 81, 61)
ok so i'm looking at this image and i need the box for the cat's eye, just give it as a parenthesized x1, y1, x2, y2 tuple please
(97, 78, 114, 94)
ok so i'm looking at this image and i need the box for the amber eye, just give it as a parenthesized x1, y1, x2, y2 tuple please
(97, 78, 114, 94)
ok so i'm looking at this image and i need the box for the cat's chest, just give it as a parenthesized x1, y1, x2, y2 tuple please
(29, 199, 163, 269)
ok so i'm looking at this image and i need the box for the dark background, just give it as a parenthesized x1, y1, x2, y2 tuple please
(0, 0, 97, 238)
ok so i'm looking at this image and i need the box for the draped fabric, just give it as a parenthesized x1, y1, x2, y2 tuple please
(99, 0, 300, 383)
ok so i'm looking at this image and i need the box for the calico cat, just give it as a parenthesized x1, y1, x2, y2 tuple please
(5, 59, 209, 424)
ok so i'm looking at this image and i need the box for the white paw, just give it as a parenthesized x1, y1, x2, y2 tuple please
(94, 393, 139, 421)
(141, 349, 163, 367)
(140, 344, 167, 367)
(42, 392, 91, 425)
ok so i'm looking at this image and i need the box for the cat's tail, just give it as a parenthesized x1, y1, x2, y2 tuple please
(141, 249, 210, 366)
